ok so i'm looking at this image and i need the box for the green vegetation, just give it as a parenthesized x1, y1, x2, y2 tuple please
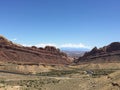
(91, 69, 115, 77)
(36, 69, 79, 77)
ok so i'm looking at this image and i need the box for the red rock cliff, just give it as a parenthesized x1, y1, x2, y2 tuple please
(0, 35, 70, 65)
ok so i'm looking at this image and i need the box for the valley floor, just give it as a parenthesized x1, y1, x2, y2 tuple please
(0, 63, 120, 90)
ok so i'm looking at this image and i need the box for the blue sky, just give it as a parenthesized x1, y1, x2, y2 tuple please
(0, 0, 120, 49)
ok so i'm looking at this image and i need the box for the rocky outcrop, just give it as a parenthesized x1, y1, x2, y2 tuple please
(75, 42, 120, 63)
(0, 35, 70, 65)
(0, 35, 13, 45)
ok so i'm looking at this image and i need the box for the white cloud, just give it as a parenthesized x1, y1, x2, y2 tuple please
(22, 43, 90, 49)
(11, 38, 17, 41)
(35, 43, 57, 47)
(22, 44, 32, 47)
(60, 43, 88, 48)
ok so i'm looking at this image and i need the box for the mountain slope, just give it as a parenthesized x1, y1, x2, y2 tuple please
(75, 42, 120, 63)
(0, 35, 70, 65)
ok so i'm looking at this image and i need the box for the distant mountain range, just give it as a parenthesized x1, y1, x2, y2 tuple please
(60, 47, 90, 51)
(61, 47, 89, 59)
(62, 50, 86, 59)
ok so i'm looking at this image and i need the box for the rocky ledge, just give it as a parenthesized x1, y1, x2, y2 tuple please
(0, 35, 70, 65)
(75, 42, 120, 63)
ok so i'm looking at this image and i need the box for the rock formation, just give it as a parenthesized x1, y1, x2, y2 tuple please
(0, 35, 70, 65)
(75, 42, 120, 63)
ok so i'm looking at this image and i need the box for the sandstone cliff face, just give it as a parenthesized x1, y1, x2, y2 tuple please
(75, 42, 120, 63)
(0, 35, 70, 65)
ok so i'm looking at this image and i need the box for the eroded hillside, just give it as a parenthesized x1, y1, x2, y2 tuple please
(0, 35, 70, 65)
(75, 42, 120, 63)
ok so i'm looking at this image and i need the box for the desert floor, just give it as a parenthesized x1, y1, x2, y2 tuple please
(0, 63, 120, 90)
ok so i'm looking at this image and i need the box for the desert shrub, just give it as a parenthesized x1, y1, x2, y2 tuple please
(91, 69, 115, 77)
(37, 69, 79, 77)
(0, 80, 5, 84)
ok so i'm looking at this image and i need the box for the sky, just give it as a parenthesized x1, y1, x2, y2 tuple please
(0, 0, 120, 49)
